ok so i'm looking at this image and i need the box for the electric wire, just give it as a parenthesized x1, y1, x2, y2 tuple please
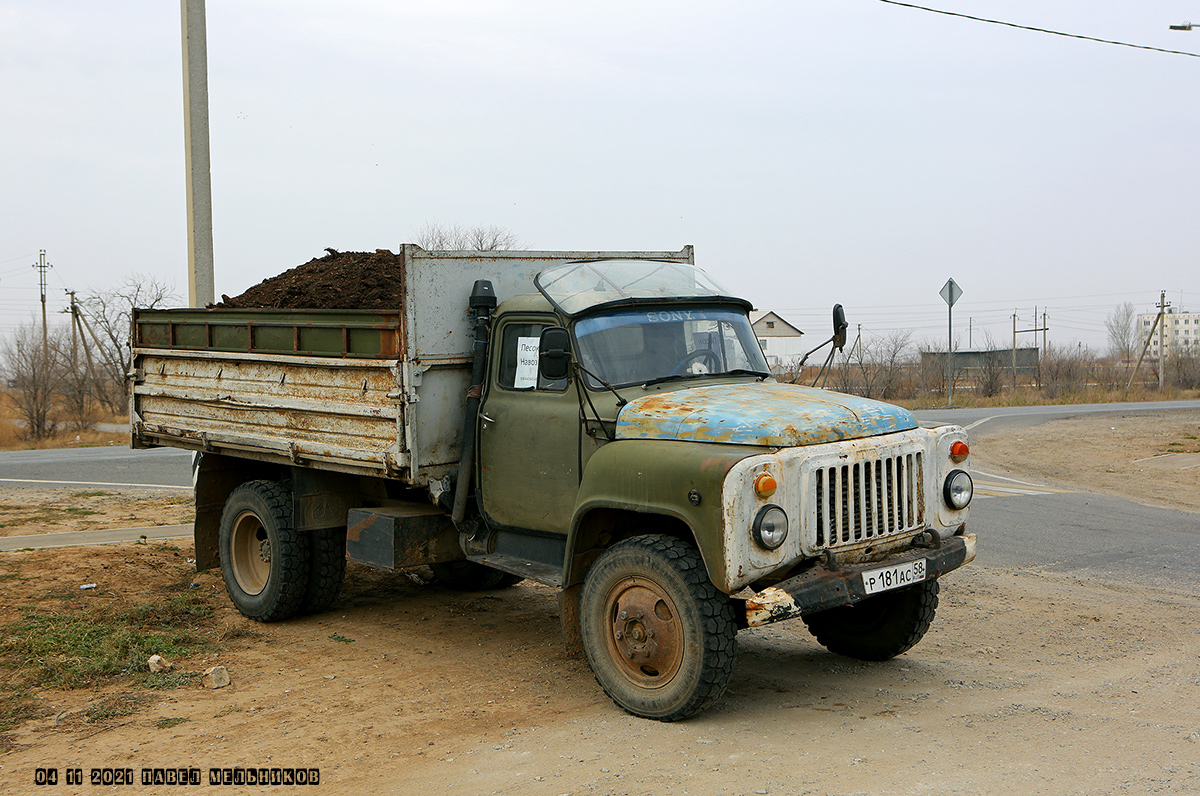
(878, 0, 1200, 59)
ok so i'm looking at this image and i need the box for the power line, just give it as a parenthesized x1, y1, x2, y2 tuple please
(878, 0, 1200, 59)
(0, 252, 41, 266)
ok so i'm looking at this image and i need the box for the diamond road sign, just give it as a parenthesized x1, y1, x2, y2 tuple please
(939, 278, 962, 307)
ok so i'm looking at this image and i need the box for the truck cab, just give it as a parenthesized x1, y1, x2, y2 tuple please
(467, 258, 975, 720)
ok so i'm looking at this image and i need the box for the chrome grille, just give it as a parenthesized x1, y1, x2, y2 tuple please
(814, 453, 924, 549)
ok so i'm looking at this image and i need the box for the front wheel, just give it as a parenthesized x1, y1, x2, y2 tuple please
(218, 480, 309, 622)
(803, 579, 940, 661)
(579, 535, 737, 721)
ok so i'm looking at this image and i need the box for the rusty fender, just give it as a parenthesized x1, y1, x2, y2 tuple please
(743, 533, 976, 628)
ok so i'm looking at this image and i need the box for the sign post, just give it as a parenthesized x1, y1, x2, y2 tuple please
(939, 279, 962, 406)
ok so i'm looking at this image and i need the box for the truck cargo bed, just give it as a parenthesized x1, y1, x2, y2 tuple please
(130, 245, 695, 486)
(131, 310, 409, 479)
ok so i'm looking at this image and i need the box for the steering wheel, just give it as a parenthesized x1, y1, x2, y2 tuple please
(670, 349, 720, 376)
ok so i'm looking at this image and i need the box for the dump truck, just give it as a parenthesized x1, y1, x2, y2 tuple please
(130, 245, 976, 720)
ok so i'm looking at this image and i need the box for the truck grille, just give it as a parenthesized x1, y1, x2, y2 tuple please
(814, 453, 924, 549)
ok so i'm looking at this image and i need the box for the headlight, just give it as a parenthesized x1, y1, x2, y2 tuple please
(943, 470, 973, 510)
(753, 505, 788, 550)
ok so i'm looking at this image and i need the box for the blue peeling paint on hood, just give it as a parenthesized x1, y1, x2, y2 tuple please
(616, 381, 916, 447)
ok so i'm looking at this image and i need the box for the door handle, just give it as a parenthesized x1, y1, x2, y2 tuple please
(480, 413, 495, 425)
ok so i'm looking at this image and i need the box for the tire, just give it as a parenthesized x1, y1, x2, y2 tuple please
(300, 526, 346, 615)
(579, 535, 737, 721)
(218, 481, 309, 622)
(431, 560, 524, 591)
(803, 579, 940, 661)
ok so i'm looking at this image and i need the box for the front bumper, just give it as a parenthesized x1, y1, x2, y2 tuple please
(743, 533, 976, 628)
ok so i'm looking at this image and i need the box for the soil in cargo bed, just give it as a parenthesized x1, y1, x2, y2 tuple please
(213, 248, 405, 310)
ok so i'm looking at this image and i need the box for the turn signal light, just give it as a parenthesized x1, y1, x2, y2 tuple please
(950, 441, 969, 462)
(754, 473, 778, 498)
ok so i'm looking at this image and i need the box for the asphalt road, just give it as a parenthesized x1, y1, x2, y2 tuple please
(967, 475, 1200, 591)
(913, 399, 1200, 591)
(913, 398, 1199, 435)
(0, 445, 193, 489)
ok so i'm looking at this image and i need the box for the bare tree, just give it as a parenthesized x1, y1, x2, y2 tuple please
(60, 334, 99, 432)
(1105, 301, 1138, 362)
(1169, 347, 1200, 389)
(78, 275, 180, 413)
(2, 322, 67, 440)
(832, 329, 913, 400)
(414, 222, 527, 251)
(1040, 343, 1094, 399)
(973, 332, 1006, 397)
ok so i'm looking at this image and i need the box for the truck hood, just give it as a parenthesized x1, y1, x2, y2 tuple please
(615, 381, 916, 447)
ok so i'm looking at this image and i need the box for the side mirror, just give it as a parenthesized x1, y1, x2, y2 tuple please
(539, 327, 572, 381)
(831, 304, 848, 351)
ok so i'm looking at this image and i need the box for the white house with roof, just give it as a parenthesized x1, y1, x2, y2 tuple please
(750, 311, 805, 373)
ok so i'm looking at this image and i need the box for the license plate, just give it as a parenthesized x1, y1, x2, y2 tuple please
(862, 559, 926, 595)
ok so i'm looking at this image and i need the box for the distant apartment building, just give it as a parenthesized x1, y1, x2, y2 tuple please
(750, 311, 804, 372)
(1137, 307, 1200, 358)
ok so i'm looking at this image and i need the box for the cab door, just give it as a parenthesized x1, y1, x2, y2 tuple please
(476, 317, 579, 534)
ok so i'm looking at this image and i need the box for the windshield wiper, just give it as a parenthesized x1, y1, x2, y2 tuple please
(640, 372, 725, 388)
(640, 368, 770, 389)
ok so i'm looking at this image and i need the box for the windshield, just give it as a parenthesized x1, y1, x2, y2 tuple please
(536, 260, 734, 316)
(573, 307, 770, 389)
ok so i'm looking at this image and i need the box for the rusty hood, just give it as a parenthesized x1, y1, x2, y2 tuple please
(616, 382, 916, 447)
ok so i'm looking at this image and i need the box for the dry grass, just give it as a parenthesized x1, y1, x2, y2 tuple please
(0, 390, 125, 450)
(894, 385, 1200, 411)
(0, 422, 125, 450)
(0, 548, 221, 739)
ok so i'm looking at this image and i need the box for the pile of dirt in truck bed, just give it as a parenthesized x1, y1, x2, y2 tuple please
(213, 248, 405, 310)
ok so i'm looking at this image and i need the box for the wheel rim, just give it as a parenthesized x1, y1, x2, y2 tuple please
(603, 576, 684, 688)
(229, 510, 270, 595)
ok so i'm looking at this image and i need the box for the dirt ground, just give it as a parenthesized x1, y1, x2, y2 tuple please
(969, 409, 1200, 513)
(1, 411, 1199, 794)
(0, 488, 193, 539)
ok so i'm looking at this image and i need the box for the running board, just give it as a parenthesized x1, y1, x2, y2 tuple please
(469, 553, 562, 588)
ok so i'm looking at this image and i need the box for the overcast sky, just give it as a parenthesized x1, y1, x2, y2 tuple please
(2, 1, 1197, 354)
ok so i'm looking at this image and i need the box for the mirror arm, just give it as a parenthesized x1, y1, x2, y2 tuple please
(572, 363, 620, 441)
(575, 362, 627, 408)
(798, 334, 835, 368)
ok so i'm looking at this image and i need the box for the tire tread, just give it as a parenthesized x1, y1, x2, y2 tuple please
(301, 526, 346, 614)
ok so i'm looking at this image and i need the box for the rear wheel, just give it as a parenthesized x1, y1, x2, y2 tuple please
(431, 560, 523, 591)
(219, 481, 309, 622)
(803, 579, 940, 661)
(579, 535, 737, 721)
(300, 526, 346, 614)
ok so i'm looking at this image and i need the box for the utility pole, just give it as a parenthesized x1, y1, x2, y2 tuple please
(1008, 310, 1048, 389)
(182, 0, 215, 308)
(968, 317, 973, 348)
(65, 290, 78, 372)
(1157, 290, 1169, 390)
(1012, 313, 1017, 389)
(1127, 292, 1168, 390)
(32, 250, 52, 360)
